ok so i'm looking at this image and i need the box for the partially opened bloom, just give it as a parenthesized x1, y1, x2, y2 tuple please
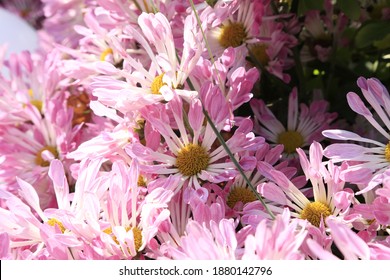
(322, 77, 390, 193)
(242, 209, 308, 260)
(161, 218, 240, 260)
(90, 11, 202, 115)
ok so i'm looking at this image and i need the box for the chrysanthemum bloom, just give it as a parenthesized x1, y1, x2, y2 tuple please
(59, 8, 127, 82)
(322, 77, 390, 194)
(204, 0, 262, 56)
(242, 209, 308, 260)
(0, 95, 79, 209)
(127, 86, 264, 195)
(299, 0, 348, 63)
(0, 50, 62, 124)
(90, 11, 202, 115)
(161, 218, 240, 260)
(49, 157, 173, 260)
(256, 141, 355, 228)
(0, 162, 85, 259)
(251, 88, 337, 160)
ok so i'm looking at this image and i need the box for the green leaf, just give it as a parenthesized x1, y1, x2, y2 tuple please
(337, 0, 361, 21)
(373, 33, 390, 50)
(355, 21, 390, 49)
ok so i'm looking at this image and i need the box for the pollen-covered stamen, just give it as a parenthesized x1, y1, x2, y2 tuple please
(300, 201, 332, 227)
(176, 143, 210, 177)
(100, 48, 113, 61)
(132, 227, 143, 252)
(35, 146, 58, 167)
(103, 226, 143, 251)
(385, 142, 390, 162)
(47, 218, 66, 233)
(277, 130, 304, 154)
(150, 73, 166, 95)
(28, 89, 43, 112)
(219, 22, 247, 48)
(250, 44, 270, 66)
(227, 186, 257, 209)
(137, 175, 147, 187)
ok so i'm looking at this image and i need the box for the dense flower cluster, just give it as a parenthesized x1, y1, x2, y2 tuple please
(0, 0, 390, 260)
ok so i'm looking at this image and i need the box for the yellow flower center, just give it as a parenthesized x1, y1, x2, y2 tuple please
(100, 48, 113, 61)
(28, 89, 43, 112)
(277, 130, 304, 154)
(300, 201, 332, 227)
(47, 218, 66, 233)
(137, 175, 147, 187)
(176, 143, 210, 177)
(150, 73, 166, 95)
(385, 142, 390, 162)
(35, 146, 58, 167)
(250, 44, 269, 66)
(103, 226, 143, 251)
(30, 100, 43, 112)
(132, 227, 143, 252)
(227, 186, 257, 209)
(218, 22, 247, 48)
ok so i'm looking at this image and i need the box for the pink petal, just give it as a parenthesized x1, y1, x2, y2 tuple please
(327, 218, 370, 260)
(258, 182, 288, 205)
(346, 92, 372, 117)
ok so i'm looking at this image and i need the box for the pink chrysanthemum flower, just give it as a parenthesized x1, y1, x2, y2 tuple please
(322, 77, 390, 194)
(161, 218, 240, 260)
(90, 11, 202, 115)
(251, 88, 337, 160)
(0, 96, 78, 209)
(0, 162, 85, 259)
(255, 141, 355, 228)
(242, 209, 308, 260)
(0, 50, 62, 124)
(205, 0, 262, 56)
(59, 8, 127, 82)
(127, 87, 264, 195)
